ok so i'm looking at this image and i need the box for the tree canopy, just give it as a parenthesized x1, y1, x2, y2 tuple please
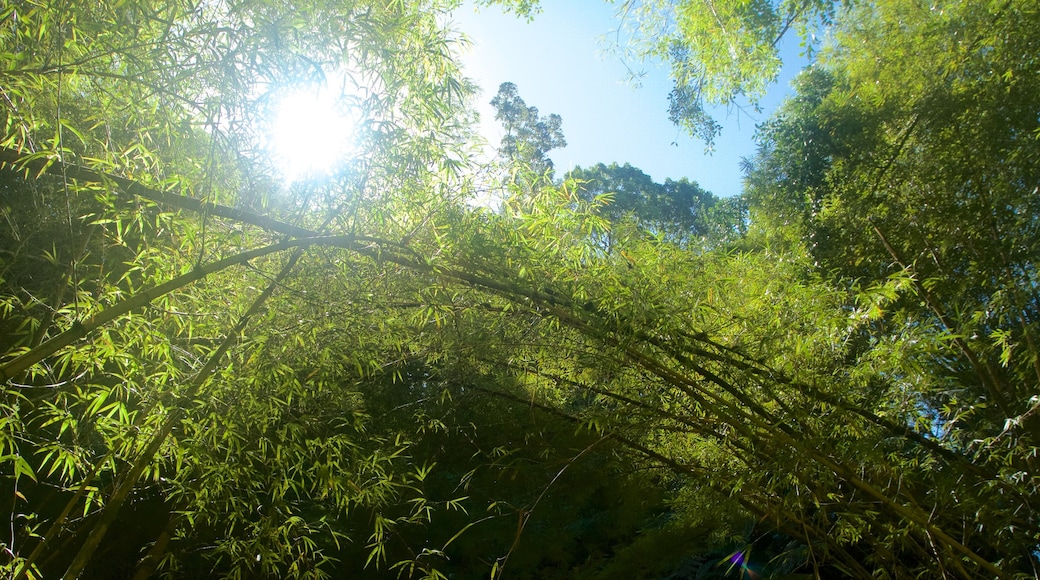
(2, 0, 1040, 578)
(564, 162, 744, 248)
(489, 81, 566, 180)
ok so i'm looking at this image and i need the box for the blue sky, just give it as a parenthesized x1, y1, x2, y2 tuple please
(449, 2, 808, 198)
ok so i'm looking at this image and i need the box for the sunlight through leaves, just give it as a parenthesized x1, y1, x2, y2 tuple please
(265, 77, 359, 182)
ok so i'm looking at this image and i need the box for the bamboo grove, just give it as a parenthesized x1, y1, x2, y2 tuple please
(2, 0, 1039, 577)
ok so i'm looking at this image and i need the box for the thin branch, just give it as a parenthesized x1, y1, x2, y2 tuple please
(0, 147, 318, 239)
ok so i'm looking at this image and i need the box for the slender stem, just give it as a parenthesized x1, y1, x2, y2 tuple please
(0, 147, 318, 239)
(12, 452, 113, 580)
(130, 507, 181, 578)
(62, 249, 305, 579)
(870, 219, 1013, 418)
(1, 239, 302, 382)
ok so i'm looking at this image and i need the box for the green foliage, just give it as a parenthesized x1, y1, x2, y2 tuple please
(743, 0, 1040, 573)
(565, 162, 745, 248)
(2, 0, 1039, 577)
(748, 0, 1040, 423)
(0, 0, 482, 576)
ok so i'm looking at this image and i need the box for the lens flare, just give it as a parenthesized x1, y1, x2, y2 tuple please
(267, 83, 357, 181)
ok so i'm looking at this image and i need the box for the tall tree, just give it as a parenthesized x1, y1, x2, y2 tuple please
(489, 82, 566, 180)
(743, 0, 1040, 571)
(747, 0, 1040, 427)
(565, 162, 744, 248)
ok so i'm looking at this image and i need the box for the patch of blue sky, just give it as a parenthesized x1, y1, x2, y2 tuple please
(450, 1, 810, 198)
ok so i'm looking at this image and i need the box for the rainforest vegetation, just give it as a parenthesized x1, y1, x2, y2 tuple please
(1, 0, 1039, 577)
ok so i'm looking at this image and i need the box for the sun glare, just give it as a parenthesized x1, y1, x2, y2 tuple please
(267, 81, 358, 181)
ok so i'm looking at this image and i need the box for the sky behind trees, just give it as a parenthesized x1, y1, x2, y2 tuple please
(451, 1, 807, 197)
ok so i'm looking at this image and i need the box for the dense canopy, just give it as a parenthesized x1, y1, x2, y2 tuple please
(1, 0, 1039, 578)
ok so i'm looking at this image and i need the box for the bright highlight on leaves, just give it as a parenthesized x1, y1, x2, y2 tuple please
(267, 82, 358, 181)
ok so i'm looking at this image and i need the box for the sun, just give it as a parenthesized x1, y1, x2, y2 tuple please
(266, 79, 358, 181)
